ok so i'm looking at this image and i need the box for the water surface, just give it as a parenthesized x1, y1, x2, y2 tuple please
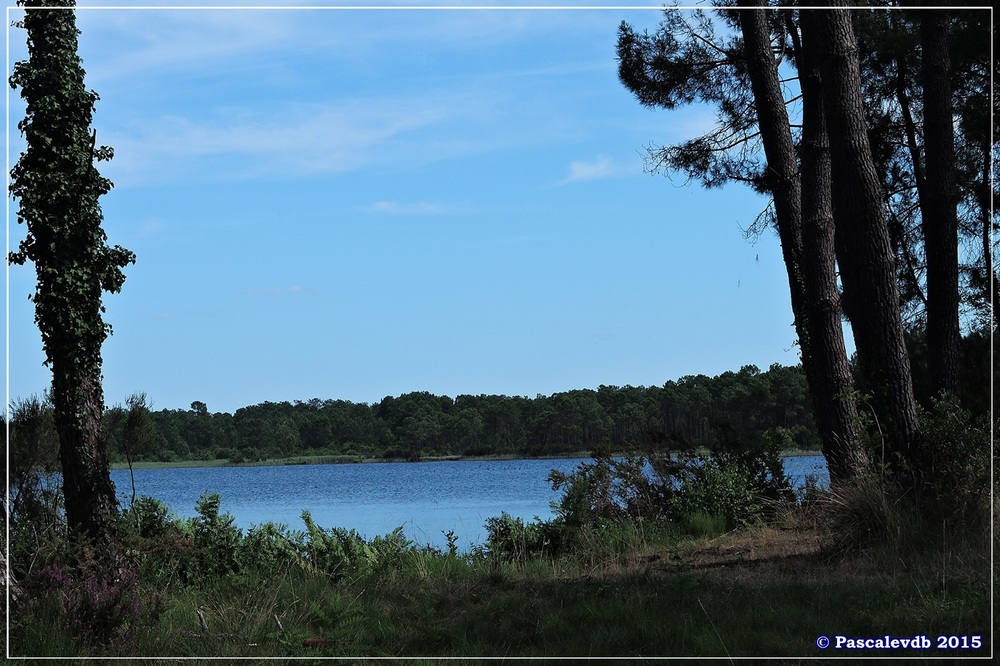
(111, 455, 828, 550)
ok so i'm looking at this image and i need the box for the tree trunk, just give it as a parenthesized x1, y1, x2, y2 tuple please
(53, 362, 119, 546)
(970, 120, 999, 326)
(795, 10, 865, 482)
(10, 0, 127, 547)
(811, 4, 922, 484)
(920, 10, 962, 398)
(738, 3, 862, 482)
(981, 174, 1000, 327)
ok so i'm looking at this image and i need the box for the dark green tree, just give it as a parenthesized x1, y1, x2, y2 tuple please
(851, 8, 978, 395)
(105, 393, 157, 505)
(9, 0, 135, 545)
(618, 4, 992, 491)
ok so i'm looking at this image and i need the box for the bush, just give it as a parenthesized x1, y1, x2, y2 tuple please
(120, 495, 432, 589)
(917, 394, 991, 521)
(156, 449, 178, 463)
(189, 492, 243, 578)
(824, 394, 993, 554)
(28, 547, 141, 648)
(241, 522, 304, 573)
(548, 451, 676, 527)
(7, 475, 67, 581)
(124, 496, 173, 541)
(366, 526, 415, 576)
(681, 510, 728, 538)
(482, 512, 567, 562)
(822, 467, 955, 555)
(300, 511, 414, 581)
(671, 458, 766, 531)
(548, 445, 792, 534)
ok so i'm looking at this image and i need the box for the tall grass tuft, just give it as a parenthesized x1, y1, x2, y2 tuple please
(823, 470, 925, 553)
(823, 394, 992, 558)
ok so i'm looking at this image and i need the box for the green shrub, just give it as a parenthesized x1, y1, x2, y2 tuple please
(7, 475, 68, 581)
(825, 395, 992, 554)
(20, 545, 141, 649)
(369, 526, 416, 573)
(917, 394, 991, 522)
(156, 449, 178, 463)
(672, 458, 766, 531)
(300, 510, 372, 580)
(299, 511, 415, 581)
(824, 469, 930, 553)
(483, 512, 567, 562)
(240, 522, 306, 573)
(189, 492, 243, 578)
(124, 496, 173, 541)
(547, 445, 791, 534)
(548, 451, 675, 527)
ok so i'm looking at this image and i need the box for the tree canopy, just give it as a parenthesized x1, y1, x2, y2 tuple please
(122, 363, 820, 464)
(617, 3, 993, 498)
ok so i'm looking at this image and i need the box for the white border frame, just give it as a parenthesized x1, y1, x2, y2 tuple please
(4, 2, 995, 661)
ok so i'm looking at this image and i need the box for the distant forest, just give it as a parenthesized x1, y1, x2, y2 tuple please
(134, 363, 815, 463)
(5, 330, 987, 468)
(102, 326, 986, 464)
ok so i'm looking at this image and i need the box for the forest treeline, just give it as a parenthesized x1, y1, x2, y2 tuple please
(138, 362, 819, 463)
(99, 327, 987, 464)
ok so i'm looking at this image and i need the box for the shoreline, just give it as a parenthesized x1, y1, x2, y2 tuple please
(110, 449, 825, 471)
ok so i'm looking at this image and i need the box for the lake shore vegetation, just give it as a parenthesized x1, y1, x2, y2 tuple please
(5, 403, 991, 660)
(5, 331, 993, 659)
(106, 448, 822, 471)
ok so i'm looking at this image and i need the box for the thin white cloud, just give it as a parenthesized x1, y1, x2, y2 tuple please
(72, 8, 301, 85)
(243, 285, 311, 297)
(100, 92, 491, 186)
(154, 309, 228, 321)
(367, 201, 457, 216)
(2, 8, 612, 191)
(69, 7, 582, 88)
(140, 218, 165, 236)
(559, 155, 631, 185)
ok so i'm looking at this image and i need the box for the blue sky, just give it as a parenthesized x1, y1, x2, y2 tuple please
(6, 2, 831, 414)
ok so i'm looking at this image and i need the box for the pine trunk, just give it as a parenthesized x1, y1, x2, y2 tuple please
(920, 10, 962, 399)
(811, 4, 922, 483)
(738, 3, 862, 482)
(795, 10, 865, 481)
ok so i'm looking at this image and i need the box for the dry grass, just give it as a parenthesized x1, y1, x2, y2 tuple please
(671, 525, 826, 575)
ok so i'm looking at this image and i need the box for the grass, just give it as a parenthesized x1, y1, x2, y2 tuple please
(7, 506, 991, 663)
(15, 429, 993, 664)
(112, 449, 819, 471)
(111, 454, 365, 470)
(111, 457, 232, 470)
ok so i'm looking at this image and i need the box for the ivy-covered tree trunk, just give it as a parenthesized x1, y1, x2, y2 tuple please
(9, 0, 134, 546)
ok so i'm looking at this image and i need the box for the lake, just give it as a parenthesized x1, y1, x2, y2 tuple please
(110, 455, 829, 551)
